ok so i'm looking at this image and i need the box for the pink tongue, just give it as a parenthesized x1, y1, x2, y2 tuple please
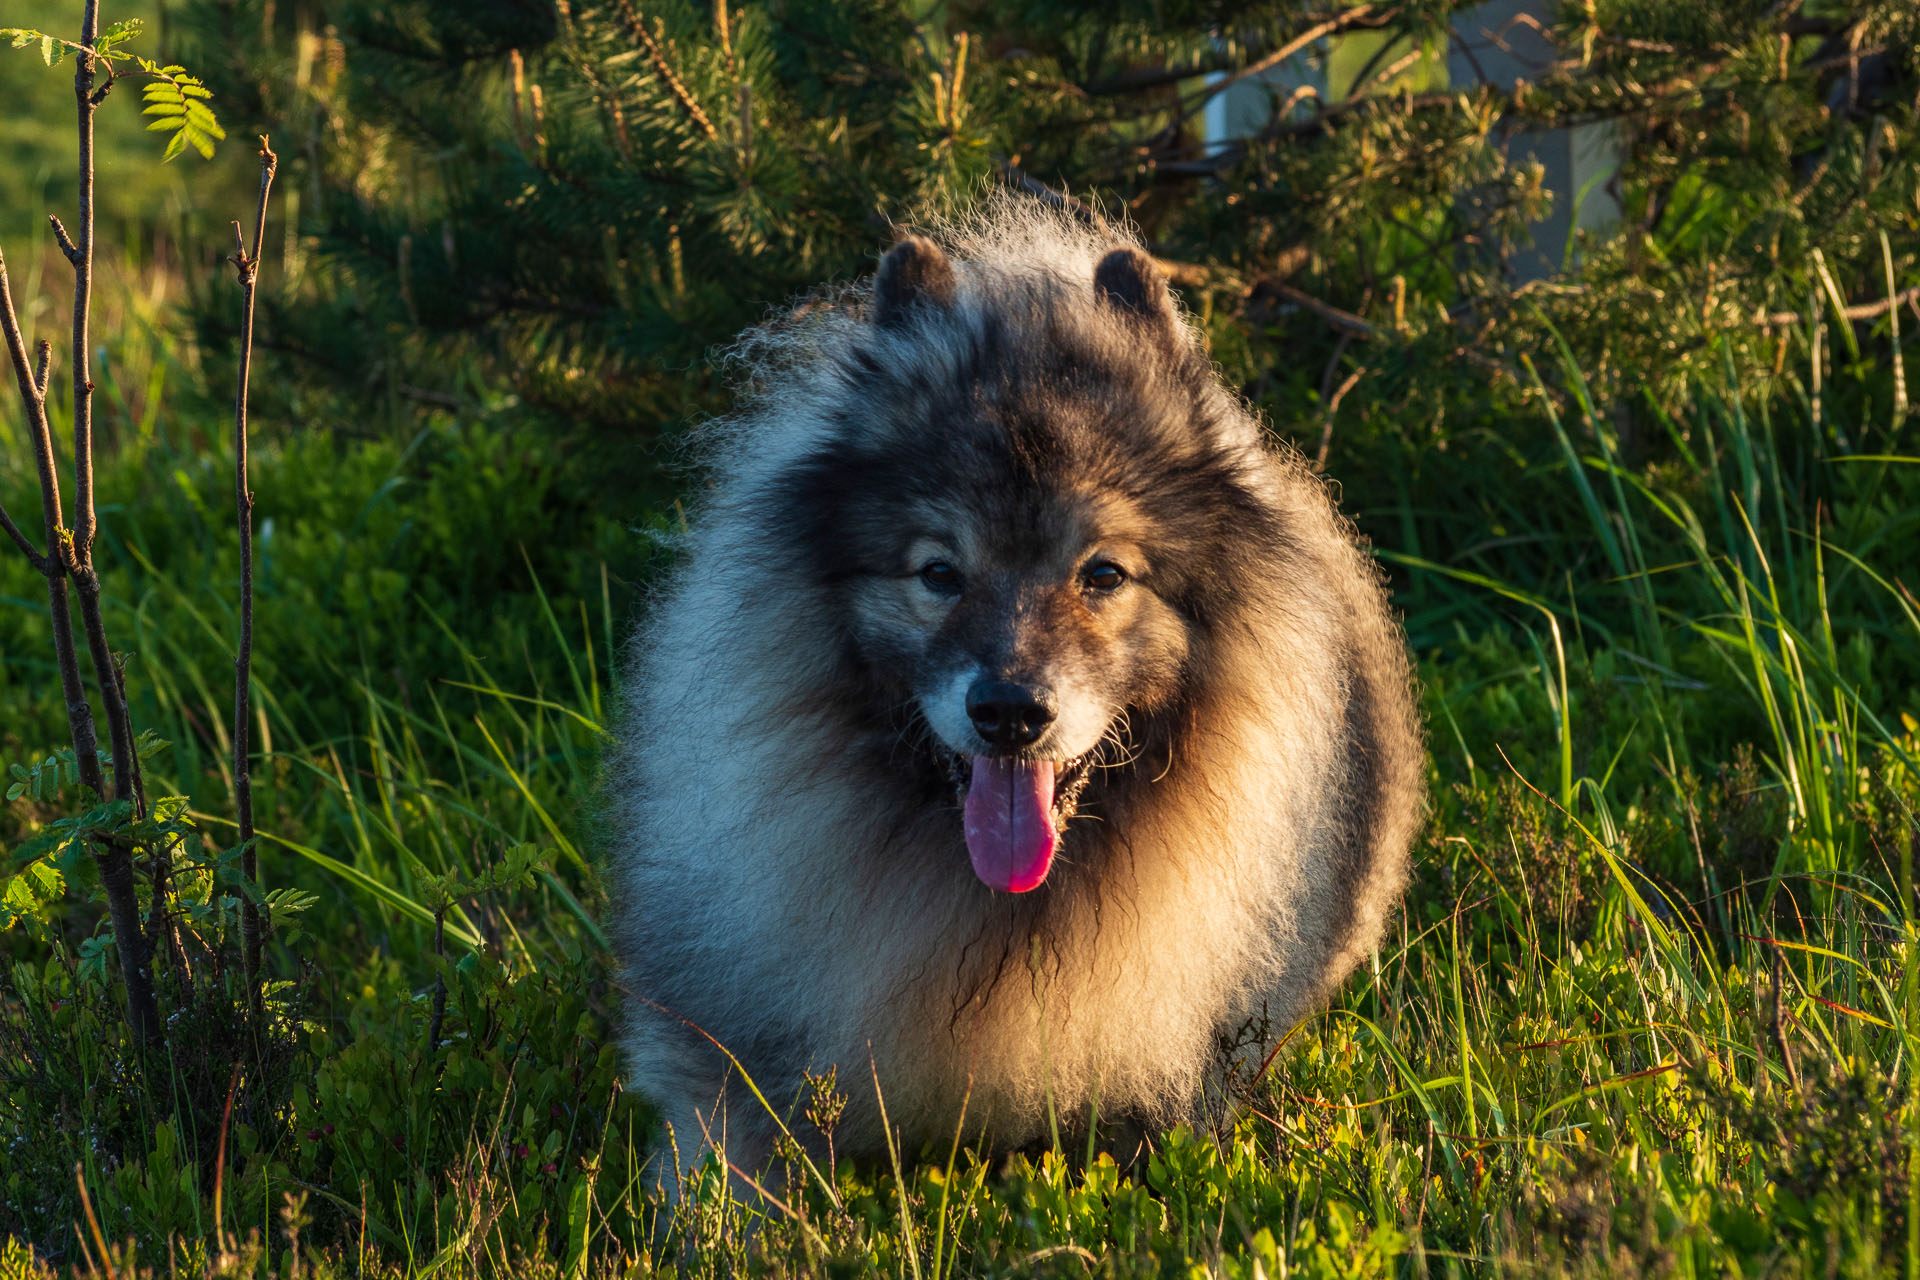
(963, 757, 1057, 893)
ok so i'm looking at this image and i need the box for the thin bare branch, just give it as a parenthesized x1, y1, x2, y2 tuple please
(1261, 279, 1379, 337)
(60, 0, 140, 821)
(1315, 364, 1366, 471)
(1753, 285, 1920, 328)
(1001, 166, 1109, 233)
(67, 2, 101, 561)
(61, 0, 160, 1045)
(48, 214, 81, 265)
(33, 338, 51, 398)
(1088, 6, 1398, 95)
(1162, 6, 1394, 138)
(0, 502, 43, 570)
(0, 261, 51, 573)
(232, 137, 279, 991)
(0, 246, 99, 792)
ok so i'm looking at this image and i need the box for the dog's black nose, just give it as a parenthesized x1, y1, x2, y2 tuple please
(966, 679, 1056, 748)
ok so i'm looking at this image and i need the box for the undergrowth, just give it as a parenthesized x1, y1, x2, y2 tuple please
(3, 262, 1919, 1278)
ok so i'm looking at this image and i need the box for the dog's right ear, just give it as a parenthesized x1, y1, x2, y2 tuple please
(873, 235, 957, 328)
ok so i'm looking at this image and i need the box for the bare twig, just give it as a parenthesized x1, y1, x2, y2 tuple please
(1261, 278, 1379, 337)
(1087, 7, 1397, 95)
(0, 503, 41, 569)
(1145, 7, 1395, 149)
(1315, 368, 1366, 468)
(1001, 166, 1109, 233)
(0, 317, 47, 565)
(48, 214, 82, 265)
(0, 247, 100, 790)
(49, 1, 162, 1046)
(61, 4, 146, 817)
(68, 7, 100, 561)
(55, 0, 142, 823)
(231, 137, 278, 992)
(1753, 284, 1920, 328)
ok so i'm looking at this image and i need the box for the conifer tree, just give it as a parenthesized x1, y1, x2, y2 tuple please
(175, 1, 1917, 513)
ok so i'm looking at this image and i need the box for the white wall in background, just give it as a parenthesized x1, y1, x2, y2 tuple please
(1203, 0, 1623, 281)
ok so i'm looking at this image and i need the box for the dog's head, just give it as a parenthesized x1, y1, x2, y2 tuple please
(775, 234, 1274, 893)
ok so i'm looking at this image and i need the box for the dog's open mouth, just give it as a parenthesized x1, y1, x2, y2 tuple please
(939, 752, 1095, 893)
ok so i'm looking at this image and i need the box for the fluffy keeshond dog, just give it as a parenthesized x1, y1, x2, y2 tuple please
(611, 199, 1424, 1181)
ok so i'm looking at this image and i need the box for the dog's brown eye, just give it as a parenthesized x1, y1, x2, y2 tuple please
(921, 561, 963, 594)
(1084, 562, 1126, 592)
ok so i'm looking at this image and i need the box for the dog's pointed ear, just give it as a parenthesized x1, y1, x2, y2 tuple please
(1093, 247, 1179, 343)
(873, 235, 958, 328)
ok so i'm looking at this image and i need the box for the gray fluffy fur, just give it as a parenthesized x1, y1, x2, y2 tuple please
(610, 196, 1425, 1179)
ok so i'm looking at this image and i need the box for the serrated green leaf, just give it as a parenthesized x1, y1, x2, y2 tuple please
(148, 116, 186, 133)
(40, 35, 52, 65)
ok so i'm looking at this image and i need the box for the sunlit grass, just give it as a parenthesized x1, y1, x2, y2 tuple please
(3, 268, 1919, 1275)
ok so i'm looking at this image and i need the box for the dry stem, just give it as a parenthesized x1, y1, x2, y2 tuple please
(0, 1, 162, 1045)
(231, 138, 278, 989)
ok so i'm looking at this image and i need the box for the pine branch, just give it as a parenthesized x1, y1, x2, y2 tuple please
(609, 0, 719, 142)
(1164, 5, 1396, 134)
(1086, 7, 1400, 95)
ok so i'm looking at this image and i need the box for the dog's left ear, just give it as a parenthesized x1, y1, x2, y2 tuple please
(1094, 247, 1179, 344)
(874, 235, 958, 329)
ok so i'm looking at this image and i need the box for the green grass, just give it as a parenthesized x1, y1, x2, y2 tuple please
(2, 265, 1919, 1278)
